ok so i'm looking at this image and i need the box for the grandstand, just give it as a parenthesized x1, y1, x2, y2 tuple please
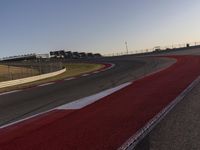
(0, 53, 51, 62)
(49, 50, 102, 59)
(0, 54, 37, 62)
(0, 50, 102, 62)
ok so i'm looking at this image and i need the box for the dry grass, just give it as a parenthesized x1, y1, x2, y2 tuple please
(0, 65, 36, 74)
(62, 63, 103, 78)
(0, 65, 38, 82)
(0, 63, 103, 92)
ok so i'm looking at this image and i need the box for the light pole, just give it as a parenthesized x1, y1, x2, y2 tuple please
(125, 41, 129, 55)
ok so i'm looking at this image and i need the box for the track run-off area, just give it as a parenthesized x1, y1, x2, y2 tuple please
(0, 55, 200, 150)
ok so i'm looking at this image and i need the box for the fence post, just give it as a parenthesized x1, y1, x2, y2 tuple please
(7, 65, 12, 80)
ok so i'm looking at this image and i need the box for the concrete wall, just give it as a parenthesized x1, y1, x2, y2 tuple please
(0, 68, 66, 89)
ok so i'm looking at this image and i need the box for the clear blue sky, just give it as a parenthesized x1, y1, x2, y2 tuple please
(1, 0, 200, 57)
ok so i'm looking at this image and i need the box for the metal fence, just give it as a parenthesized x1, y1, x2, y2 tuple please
(104, 41, 200, 57)
(0, 60, 63, 82)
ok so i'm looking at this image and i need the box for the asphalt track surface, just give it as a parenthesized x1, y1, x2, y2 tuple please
(0, 56, 171, 126)
(0, 55, 200, 150)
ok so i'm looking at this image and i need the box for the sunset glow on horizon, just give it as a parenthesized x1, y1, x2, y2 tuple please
(1, 0, 200, 56)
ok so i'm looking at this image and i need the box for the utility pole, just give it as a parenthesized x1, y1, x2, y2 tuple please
(125, 41, 129, 55)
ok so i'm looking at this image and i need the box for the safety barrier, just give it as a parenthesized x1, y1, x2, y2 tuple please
(0, 68, 66, 89)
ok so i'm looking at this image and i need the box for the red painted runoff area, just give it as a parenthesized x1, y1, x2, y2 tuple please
(0, 56, 200, 150)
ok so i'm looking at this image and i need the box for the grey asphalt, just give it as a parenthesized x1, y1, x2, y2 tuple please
(0, 56, 172, 126)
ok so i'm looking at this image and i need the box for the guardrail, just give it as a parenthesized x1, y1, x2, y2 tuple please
(0, 68, 66, 89)
(0, 61, 63, 82)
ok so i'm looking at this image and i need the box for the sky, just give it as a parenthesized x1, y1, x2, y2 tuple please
(1, 0, 200, 57)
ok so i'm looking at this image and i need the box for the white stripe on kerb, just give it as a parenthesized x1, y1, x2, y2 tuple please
(38, 82, 54, 87)
(57, 82, 132, 110)
(82, 74, 89, 77)
(93, 71, 100, 74)
(64, 77, 76, 81)
(0, 109, 55, 129)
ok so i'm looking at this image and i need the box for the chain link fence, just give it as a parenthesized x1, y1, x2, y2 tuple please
(0, 60, 63, 82)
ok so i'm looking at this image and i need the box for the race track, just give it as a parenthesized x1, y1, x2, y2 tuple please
(0, 55, 200, 150)
(0, 56, 170, 126)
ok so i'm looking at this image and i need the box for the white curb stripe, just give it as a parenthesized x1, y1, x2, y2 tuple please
(108, 63, 115, 69)
(105, 63, 115, 71)
(82, 74, 89, 77)
(0, 109, 54, 129)
(64, 77, 76, 81)
(38, 82, 55, 87)
(93, 71, 100, 74)
(57, 82, 132, 110)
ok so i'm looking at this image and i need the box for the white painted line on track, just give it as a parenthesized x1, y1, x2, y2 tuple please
(0, 90, 22, 96)
(0, 109, 55, 129)
(64, 77, 76, 81)
(93, 71, 100, 74)
(82, 74, 90, 77)
(38, 82, 55, 87)
(57, 82, 132, 110)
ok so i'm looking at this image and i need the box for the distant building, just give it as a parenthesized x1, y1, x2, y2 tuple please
(0, 50, 102, 62)
(0, 53, 37, 62)
(50, 50, 102, 59)
(50, 50, 65, 58)
(36, 54, 50, 59)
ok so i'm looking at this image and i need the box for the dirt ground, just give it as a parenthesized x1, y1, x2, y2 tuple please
(0, 65, 38, 82)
